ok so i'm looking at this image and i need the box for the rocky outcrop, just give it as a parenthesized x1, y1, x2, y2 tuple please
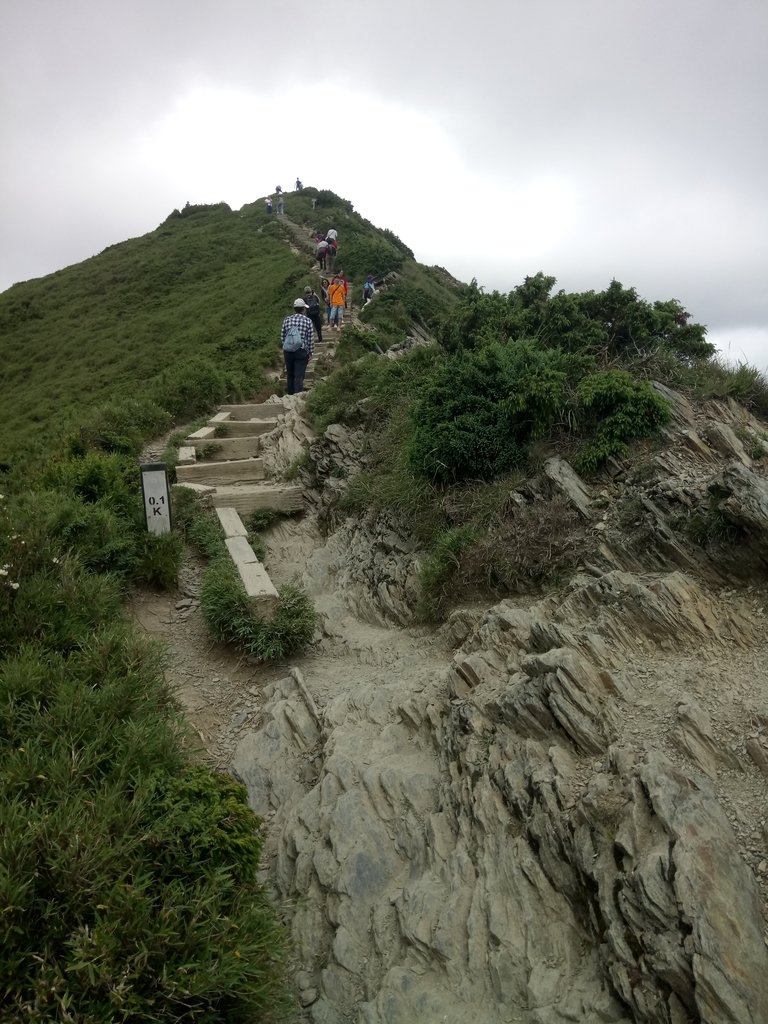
(236, 383, 768, 1022)
(235, 565, 768, 1023)
(710, 462, 768, 563)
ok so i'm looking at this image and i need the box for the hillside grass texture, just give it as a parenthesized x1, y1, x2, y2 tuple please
(0, 199, 330, 1021)
(0, 203, 307, 472)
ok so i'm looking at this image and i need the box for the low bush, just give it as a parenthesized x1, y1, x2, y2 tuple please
(200, 556, 316, 661)
(408, 342, 587, 484)
(575, 370, 670, 472)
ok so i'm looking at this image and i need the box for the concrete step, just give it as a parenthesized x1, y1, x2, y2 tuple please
(212, 484, 304, 515)
(215, 506, 279, 616)
(186, 435, 262, 461)
(210, 418, 279, 437)
(176, 457, 265, 486)
(218, 403, 285, 421)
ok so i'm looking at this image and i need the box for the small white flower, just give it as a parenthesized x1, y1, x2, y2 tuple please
(9, 582, 19, 590)
(52, 557, 60, 564)
(0, 568, 7, 576)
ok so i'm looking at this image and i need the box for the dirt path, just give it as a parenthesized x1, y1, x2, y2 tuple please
(129, 503, 445, 775)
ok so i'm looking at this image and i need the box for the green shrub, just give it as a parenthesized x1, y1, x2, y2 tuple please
(135, 530, 183, 588)
(575, 370, 670, 471)
(68, 397, 172, 457)
(247, 508, 288, 532)
(43, 450, 140, 521)
(408, 342, 579, 484)
(201, 556, 315, 661)
(333, 235, 405, 280)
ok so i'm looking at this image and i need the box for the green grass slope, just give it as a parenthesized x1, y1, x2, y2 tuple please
(0, 193, 464, 1018)
(0, 203, 308, 469)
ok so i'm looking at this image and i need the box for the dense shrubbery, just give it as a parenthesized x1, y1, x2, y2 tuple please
(438, 273, 713, 362)
(406, 343, 669, 484)
(307, 270, 764, 615)
(339, 235, 406, 279)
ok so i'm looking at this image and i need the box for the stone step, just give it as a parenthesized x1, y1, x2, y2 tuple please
(225, 535, 279, 617)
(176, 457, 265, 486)
(212, 483, 304, 515)
(215, 506, 248, 537)
(218, 403, 285, 421)
(187, 426, 217, 441)
(186, 435, 262, 461)
(209, 417, 279, 437)
(177, 446, 197, 466)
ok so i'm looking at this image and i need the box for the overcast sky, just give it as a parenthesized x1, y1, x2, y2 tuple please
(2, 0, 766, 364)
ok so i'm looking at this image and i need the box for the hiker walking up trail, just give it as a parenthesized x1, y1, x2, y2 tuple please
(316, 237, 328, 270)
(276, 193, 285, 215)
(295, 177, 303, 190)
(303, 286, 323, 342)
(328, 276, 346, 331)
(338, 269, 349, 309)
(321, 277, 331, 324)
(265, 196, 273, 214)
(281, 297, 314, 394)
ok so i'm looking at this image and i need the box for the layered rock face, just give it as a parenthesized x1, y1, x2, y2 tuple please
(236, 387, 768, 1023)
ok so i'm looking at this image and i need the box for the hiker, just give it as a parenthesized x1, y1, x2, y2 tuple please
(326, 227, 338, 245)
(276, 193, 285, 215)
(320, 277, 331, 323)
(337, 269, 349, 309)
(363, 275, 376, 305)
(304, 286, 324, 342)
(326, 238, 337, 272)
(328, 276, 346, 331)
(295, 178, 303, 190)
(311, 197, 317, 209)
(275, 185, 282, 194)
(265, 196, 273, 214)
(281, 298, 314, 395)
(316, 237, 329, 270)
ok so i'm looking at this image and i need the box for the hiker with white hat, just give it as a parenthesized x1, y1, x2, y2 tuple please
(281, 298, 315, 394)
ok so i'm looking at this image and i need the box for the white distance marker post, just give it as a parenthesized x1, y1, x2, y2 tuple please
(140, 463, 172, 536)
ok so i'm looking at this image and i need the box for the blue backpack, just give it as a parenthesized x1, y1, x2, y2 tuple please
(283, 322, 304, 352)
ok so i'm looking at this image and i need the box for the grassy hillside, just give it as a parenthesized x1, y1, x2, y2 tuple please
(0, 193, 463, 474)
(0, 203, 308, 470)
(0, 191, 466, 1019)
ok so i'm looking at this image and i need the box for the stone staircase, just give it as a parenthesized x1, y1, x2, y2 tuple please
(175, 402, 304, 614)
